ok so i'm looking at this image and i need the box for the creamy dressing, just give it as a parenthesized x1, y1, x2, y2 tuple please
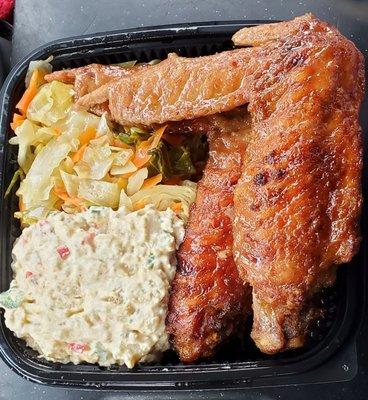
(1, 205, 184, 367)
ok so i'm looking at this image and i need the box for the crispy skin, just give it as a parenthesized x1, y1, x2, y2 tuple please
(166, 15, 364, 356)
(233, 17, 364, 353)
(72, 14, 329, 127)
(167, 111, 252, 363)
(232, 13, 315, 46)
(45, 64, 145, 115)
(74, 51, 258, 125)
(45, 64, 142, 98)
(74, 16, 352, 128)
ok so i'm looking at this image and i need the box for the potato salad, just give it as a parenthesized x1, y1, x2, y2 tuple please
(1, 206, 184, 367)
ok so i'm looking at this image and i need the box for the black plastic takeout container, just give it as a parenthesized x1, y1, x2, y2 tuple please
(0, 21, 366, 391)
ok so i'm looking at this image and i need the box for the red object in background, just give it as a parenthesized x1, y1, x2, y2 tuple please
(0, 0, 14, 20)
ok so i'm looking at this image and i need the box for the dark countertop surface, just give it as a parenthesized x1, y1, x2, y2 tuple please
(10, 0, 368, 65)
(2, 0, 368, 399)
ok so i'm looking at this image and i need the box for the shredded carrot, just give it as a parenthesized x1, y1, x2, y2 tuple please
(164, 176, 182, 185)
(142, 173, 162, 189)
(16, 69, 45, 115)
(10, 120, 24, 131)
(79, 126, 96, 146)
(12, 113, 24, 123)
(133, 126, 166, 168)
(133, 142, 153, 168)
(10, 113, 26, 131)
(54, 126, 62, 136)
(116, 177, 128, 190)
(150, 126, 166, 148)
(133, 201, 146, 211)
(19, 197, 25, 212)
(103, 173, 115, 183)
(53, 186, 64, 196)
(71, 144, 87, 163)
(53, 186, 86, 211)
(170, 202, 182, 212)
(53, 186, 69, 199)
(163, 133, 185, 147)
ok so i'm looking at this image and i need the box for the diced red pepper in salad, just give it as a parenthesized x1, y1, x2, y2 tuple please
(25, 271, 33, 278)
(68, 342, 89, 353)
(57, 246, 70, 260)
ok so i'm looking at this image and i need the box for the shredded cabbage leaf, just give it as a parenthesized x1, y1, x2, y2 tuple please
(5, 169, 24, 197)
(74, 144, 133, 180)
(25, 56, 53, 87)
(14, 205, 54, 226)
(17, 137, 72, 209)
(9, 120, 38, 172)
(78, 179, 120, 208)
(60, 171, 79, 197)
(27, 81, 74, 126)
(9, 121, 60, 172)
(74, 145, 113, 180)
(110, 161, 137, 176)
(114, 60, 137, 68)
(95, 113, 115, 141)
(56, 110, 100, 140)
(14, 190, 59, 225)
(10, 64, 203, 226)
(130, 183, 197, 222)
(126, 168, 148, 196)
(119, 189, 133, 210)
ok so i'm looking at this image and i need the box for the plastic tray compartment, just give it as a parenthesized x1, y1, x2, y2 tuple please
(0, 21, 365, 391)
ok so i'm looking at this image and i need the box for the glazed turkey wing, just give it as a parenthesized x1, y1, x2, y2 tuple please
(76, 14, 363, 356)
(232, 13, 315, 46)
(46, 14, 364, 358)
(74, 50, 259, 125)
(45, 63, 145, 115)
(233, 17, 364, 353)
(167, 111, 252, 363)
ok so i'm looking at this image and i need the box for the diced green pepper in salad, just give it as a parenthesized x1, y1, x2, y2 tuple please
(0, 288, 24, 309)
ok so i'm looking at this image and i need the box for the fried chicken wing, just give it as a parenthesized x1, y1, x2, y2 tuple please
(233, 17, 364, 353)
(166, 111, 252, 363)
